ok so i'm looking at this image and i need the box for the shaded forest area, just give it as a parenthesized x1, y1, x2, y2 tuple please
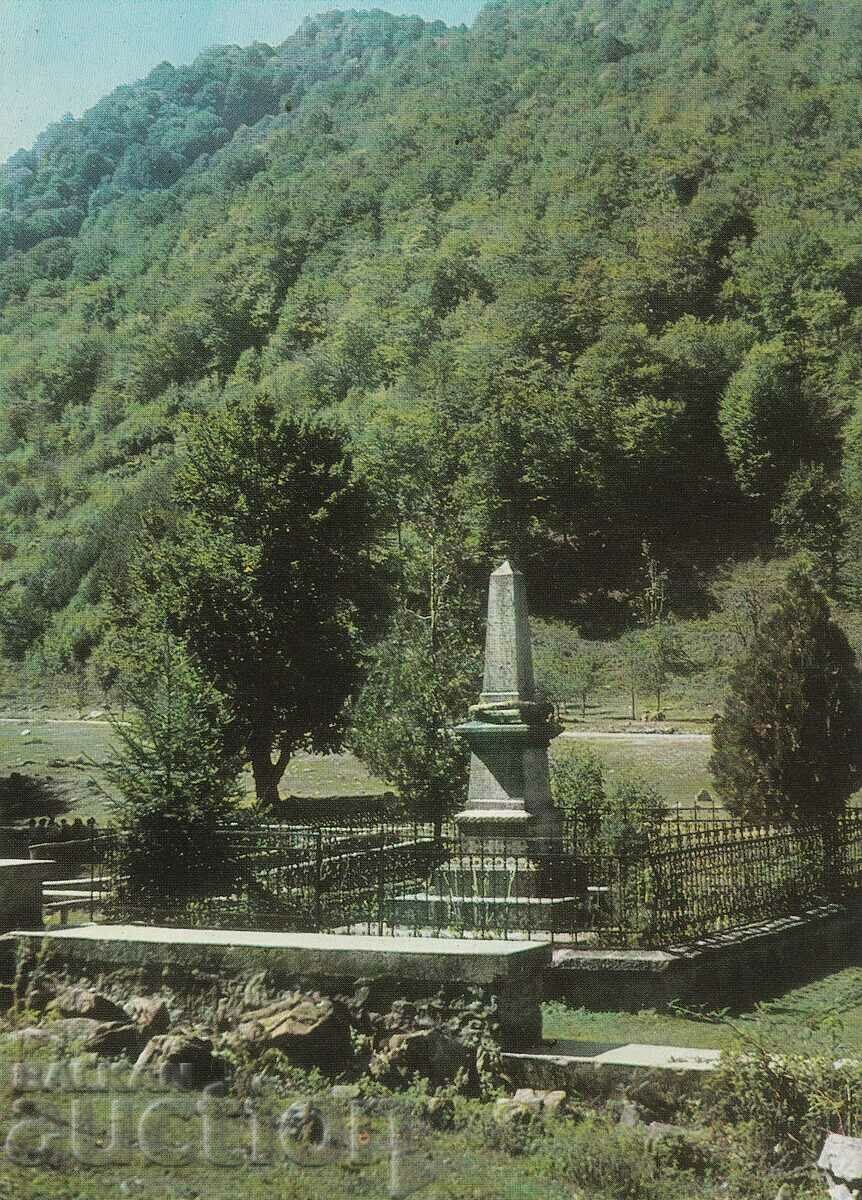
(2, 0, 862, 676)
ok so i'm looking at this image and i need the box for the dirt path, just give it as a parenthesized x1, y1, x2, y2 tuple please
(0, 716, 112, 727)
(0, 716, 712, 741)
(560, 730, 710, 742)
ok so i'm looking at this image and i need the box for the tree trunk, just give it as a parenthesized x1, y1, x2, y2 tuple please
(630, 687, 636, 721)
(249, 731, 290, 808)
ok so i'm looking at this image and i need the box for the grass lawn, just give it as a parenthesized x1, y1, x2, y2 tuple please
(0, 717, 118, 823)
(543, 964, 862, 1054)
(550, 733, 715, 812)
(280, 749, 386, 798)
(0, 717, 386, 824)
(0, 714, 776, 823)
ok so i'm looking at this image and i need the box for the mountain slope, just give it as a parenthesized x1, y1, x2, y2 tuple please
(3, 0, 862, 670)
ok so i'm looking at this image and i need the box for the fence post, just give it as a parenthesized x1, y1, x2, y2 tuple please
(377, 836, 385, 937)
(314, 829, 323, 932)
(87, 818, 97, 922)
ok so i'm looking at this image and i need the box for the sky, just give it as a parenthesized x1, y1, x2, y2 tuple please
(0, 0, 486, 162)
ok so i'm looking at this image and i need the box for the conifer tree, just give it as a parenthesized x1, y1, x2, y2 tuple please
(710, 570, 862, 828)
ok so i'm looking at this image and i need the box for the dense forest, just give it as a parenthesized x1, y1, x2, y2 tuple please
(2, 0, 862, 675)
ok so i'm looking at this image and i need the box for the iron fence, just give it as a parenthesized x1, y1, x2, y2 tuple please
(87, 810, 862, 949)
(646, 811, 862, 944)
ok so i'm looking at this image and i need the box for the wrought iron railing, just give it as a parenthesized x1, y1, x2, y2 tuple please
(87, 810, 862, 949)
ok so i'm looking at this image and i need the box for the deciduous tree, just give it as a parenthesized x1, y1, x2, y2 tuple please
(134, 394, 385, 806)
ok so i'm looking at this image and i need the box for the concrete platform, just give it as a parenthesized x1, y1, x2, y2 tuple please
(549, 903, 862, 1010)
(12, 924, 552, 1047)
(41, 889, 96, 901)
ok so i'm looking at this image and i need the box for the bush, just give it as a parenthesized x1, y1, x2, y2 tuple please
(704, 1044, 862, 1171)
(551, 747, 667, 858)
(535, 1117, 667, 1199)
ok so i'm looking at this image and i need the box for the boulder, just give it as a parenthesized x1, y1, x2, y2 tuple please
(819, 1133, 862, 1199)
(4, 1026, 62, 1051)
(46, 1017, 105, 1043)
(349, 976, 400, 1021)
(56, 987, 128, 1024)
(239, 970, 273, 1012)
(494, 1098, 537, 1125)
(133, 1032, 216, 1086)
(24, 982, 53, 1013)
(232, 995, 352, 1071)
(617, 1099, 644, 1128)
(513, 1087, 566, 1115)
(82, 1022, 146, 1059)
(127, 996, 170, 1039)
(373, 1027, 474, 1088)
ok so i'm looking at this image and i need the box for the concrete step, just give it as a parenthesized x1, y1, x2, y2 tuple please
(43, 888, 97, 901)
(501, 1039, 720, 1089)
(43, 877, 107, 890)
(387, 892, 582, 934)
(432, 864, 585, 900)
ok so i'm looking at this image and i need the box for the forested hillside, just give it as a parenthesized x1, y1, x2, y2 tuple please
(3, 0, 862, 673)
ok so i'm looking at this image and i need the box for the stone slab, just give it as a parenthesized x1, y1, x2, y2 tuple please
(12, 923, 548, 974)
(501, 1040, 720, 1089)
(593, 1043, 720, 1071)
(0, 859, 55, 933)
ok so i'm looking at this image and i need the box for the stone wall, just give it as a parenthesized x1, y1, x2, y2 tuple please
(550, 902, 862, 1011)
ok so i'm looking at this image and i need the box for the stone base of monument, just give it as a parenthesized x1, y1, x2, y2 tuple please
(386, 891, 582, 936)
(430, 859, 587, 898)
(387, 850, 587, 936)
(453, 818, 564, 858)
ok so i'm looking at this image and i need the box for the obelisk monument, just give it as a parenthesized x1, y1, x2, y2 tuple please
(454, 561, 563, 853)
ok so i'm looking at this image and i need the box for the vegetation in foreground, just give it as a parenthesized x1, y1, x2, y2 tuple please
(3, 968, 862, 1200)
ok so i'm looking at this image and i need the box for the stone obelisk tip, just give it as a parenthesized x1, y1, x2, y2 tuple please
(480, 559, 535, 705)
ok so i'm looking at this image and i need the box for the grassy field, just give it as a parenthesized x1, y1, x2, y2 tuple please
(0, 716, 387, 824)
(0, 715, 712, 824)
(553, 733, 714, 811)
(543, 964, 862, 1053)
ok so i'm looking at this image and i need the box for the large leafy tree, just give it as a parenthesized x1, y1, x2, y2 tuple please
(348, 416, 484, 835)
(136, 394, 385, 805)
(710, 570, 862, 828)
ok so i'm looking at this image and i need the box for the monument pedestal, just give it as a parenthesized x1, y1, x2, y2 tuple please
(390, 561, 584, 936)
(453, 715, 562, 856)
